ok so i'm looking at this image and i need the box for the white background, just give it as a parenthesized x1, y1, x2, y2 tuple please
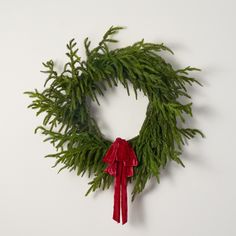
(0, 0, 236, 235)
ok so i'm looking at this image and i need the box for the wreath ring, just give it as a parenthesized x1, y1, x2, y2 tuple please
(25, 26, 204, 223)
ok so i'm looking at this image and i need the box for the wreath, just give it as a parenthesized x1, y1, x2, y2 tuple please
(25, 26, 204, 224)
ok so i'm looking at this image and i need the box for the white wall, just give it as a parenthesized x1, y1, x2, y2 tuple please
(0, 0, 236, 235)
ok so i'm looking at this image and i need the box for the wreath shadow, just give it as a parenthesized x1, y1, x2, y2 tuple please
(88, 42, 215, 226)
(129, 49, 216, 226)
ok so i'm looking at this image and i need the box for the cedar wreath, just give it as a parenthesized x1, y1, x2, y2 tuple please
(25, 26, 204, 200)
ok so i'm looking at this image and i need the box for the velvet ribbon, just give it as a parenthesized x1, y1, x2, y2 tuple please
(103, 137, 138, 224)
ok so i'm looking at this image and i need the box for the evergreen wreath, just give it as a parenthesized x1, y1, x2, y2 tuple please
(25, 26, 204, 201)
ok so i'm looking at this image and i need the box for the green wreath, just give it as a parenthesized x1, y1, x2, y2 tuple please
(25, 26, 204, 201)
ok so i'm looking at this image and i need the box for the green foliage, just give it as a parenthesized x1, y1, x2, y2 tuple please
(25, 26, 204, 200)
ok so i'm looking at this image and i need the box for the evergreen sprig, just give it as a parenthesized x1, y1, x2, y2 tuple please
(25, 26, 204, 200)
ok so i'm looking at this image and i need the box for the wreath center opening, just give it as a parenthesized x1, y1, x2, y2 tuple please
(90, 82, 149, 142)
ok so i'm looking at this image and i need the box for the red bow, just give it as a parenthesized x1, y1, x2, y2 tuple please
(103, 137, 138, 224)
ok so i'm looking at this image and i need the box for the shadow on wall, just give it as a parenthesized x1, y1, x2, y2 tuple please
(87, 42, 217, 226)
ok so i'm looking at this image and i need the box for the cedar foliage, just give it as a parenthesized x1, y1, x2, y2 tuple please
(25, 26, 204, 200)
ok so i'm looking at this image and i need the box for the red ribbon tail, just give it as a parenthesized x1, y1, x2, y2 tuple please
(113, 162, 121, 223)
(112, 163, 128, 225)
(121, 165, 128, 225)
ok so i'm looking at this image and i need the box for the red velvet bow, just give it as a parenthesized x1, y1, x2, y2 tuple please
(103, 137, 138, 224)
